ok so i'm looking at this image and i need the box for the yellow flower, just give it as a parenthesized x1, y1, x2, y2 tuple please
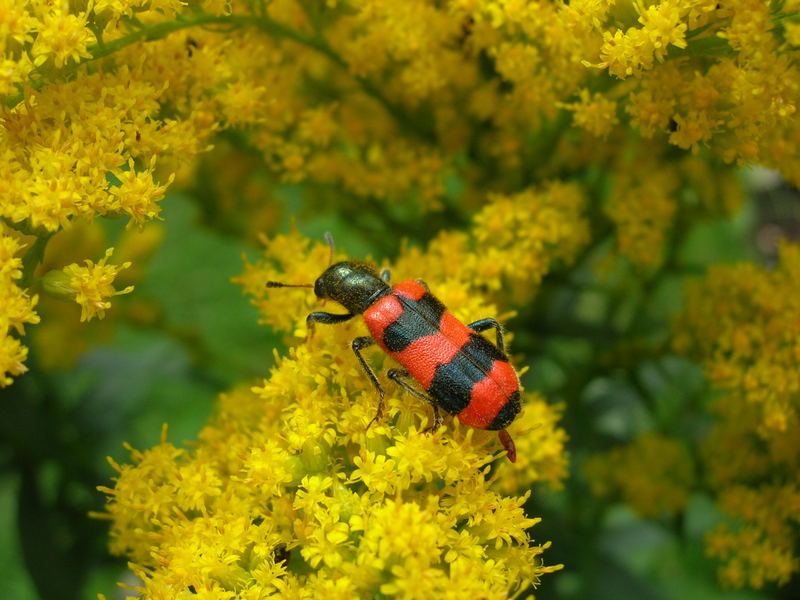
(786, 22, 800, 47)
(61, 247, 133, 321)
(706, 483, 800, 589)
(467, 182, 590, 298)
(31, 6, 94, 68)
(0, 56, 23, 97)
(604, 152, 680, 268)
(676, 242, 800, 434)
(0, 234, 37, 334)
(591, 0, 692, 79)
(674, 242, 800, 588)
(0, 328, 29, 387)
(0, 0, 795, 591)
(638, 1, 688, 60)
(627, 86, 676, 137)
(108, 159, 172, 226)
(669, 110, 719, 150)
(585, 433, 695, 518)
(561, 89, 620, 138)
(98, 231, 567, 597)
(0, 233, 40, 386)
(0, 0, 37, 46)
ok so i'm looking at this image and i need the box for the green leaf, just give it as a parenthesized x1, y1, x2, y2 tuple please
(133, 194, 280, 384)
(0, 475, 38, 600)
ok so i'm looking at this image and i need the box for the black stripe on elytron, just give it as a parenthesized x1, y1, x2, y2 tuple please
(460, 333, 507, 371)
(414, 292, 447, 325)
(427, 353, 485, 415)
(382, 292, 448, 352)
(487, 391, 521, 431)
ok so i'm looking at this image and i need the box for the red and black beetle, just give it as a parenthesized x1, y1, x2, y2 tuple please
(267, 234, 521, 462)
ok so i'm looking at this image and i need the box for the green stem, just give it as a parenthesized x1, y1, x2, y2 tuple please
(5, 12, 434, 142)
(227, 15, 435, 141)
(1, 215, 27, 235)
(6, 13, 221, 108)
(21, 233, 53, 288)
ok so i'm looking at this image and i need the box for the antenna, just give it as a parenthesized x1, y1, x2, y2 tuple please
(265, 233, 335, 289)
(265, 281, 313, 288)
(324, 232, 335, 266)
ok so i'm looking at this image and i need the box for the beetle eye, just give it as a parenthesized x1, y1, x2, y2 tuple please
(314, 277, 326, 298)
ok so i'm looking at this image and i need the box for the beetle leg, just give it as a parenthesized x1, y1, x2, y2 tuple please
(467, 317, 505, 353)
(425, 405, 443, 434)
(352, 336, 386, 428)
(387, 368, 442, 434)
(306, 311, 355, 340)
(387, 368, 429, 402)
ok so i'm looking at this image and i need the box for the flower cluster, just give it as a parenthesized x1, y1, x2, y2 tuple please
(585, 1, 800, 171)
(673, 242, 800, 588)
(101, 383, 563, 598)
(675, 242, 800, 434)
(592, 1, 701, 79)
(4, 0, 799, 384)
(604, 154, 680, 269)
(59, 248, 134, 322)
(99, 231, 569, 597)
(0, 231, 39, 385)
(584, 432, 695, 519)
(469, 183, 590, 296)
(1, 2, 182, 384)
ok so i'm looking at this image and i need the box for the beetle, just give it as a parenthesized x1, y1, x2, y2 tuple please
(266, 233, 521, 462)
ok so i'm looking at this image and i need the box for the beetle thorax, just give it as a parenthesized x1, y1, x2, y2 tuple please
(314, 262, 389, 314)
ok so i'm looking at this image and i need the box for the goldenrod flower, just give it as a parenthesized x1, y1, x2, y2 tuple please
(31, 6, 94, 68)
(561, 89, 620, 138)
(99, 379, 564, 597)
(592, 1, 690, 79)
(0, 233, 39, 386)
(585, 433, 695, 518)
(0, 330, 28, 386)
(706, 484, 799, 589)
(58, 248, 134, 322)
(0, 0, 37, 46)
(99, 231, 567, 596)
(1, 0, 798, 593)
(676, 242, 800, 435)
(674, 242, 800, 588)
(107, 159, 172, 226)
(467, 182, 590, 298)
(604, 152, 680, 268)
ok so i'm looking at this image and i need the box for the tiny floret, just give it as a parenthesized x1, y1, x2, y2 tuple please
(62, 248, 133, 322)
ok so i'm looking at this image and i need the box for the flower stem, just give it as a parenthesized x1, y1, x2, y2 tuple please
(5, 12, 435, 142)
(21, 233, 53, 288)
